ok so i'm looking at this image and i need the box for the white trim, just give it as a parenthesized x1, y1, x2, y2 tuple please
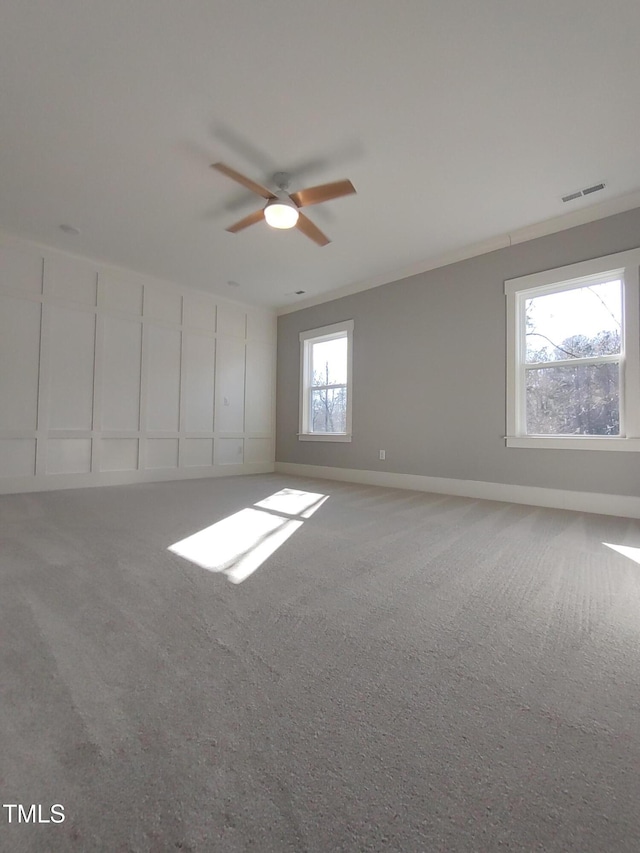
(505, 247, 640, 447)
(524, 353, 620, 370)
(623, 260, 640, 437)
(0, 462, 275, 496)
(299, 319, 353, 442)
(504, 251, 638, 294)
(298, 432, 352, 442)
(275, 462, 640, 519)
(278, 190, 640, 315)
(299, 319, 354, 342)
(505, 436, 640, 451)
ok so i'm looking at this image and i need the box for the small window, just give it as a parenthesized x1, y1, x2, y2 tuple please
(505, 249, 640, 450)
(299, 320, 353, 442)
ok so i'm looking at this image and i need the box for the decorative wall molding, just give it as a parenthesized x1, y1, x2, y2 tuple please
(0, 234, 277, 495)
(0, 462, 275, 496)
(275, 462, 640, 519)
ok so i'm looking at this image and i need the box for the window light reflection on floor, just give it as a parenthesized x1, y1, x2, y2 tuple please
(254, 488, 328, 518)
(603, 542, 640, 566)
(168, 488, 329, 584)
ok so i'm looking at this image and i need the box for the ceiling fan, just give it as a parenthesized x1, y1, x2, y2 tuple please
(211, 162, 356, 246)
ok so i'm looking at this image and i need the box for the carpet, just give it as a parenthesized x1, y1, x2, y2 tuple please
(2, 473, 640, 851)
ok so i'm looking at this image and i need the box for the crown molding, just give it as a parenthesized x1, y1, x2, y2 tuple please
(277, 188, 640, 316)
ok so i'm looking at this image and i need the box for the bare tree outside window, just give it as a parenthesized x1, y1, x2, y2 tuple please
(299, 320, 353, 441)
(310, 337, 347, 432)
(524, 280, 621, 435)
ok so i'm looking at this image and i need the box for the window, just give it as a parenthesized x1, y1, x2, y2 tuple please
(505, 248, 640, 450)
(299, 320, 353, 441)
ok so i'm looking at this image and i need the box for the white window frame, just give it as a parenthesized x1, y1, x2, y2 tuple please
(299, 319, 354, 442)
(505, 248, 640, 451)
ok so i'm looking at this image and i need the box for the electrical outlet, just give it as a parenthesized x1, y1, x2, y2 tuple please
(379, 450, 386, 460)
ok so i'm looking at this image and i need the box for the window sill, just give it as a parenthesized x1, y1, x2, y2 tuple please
(505, 435, 640, 451)
(298, 433, 352, 443)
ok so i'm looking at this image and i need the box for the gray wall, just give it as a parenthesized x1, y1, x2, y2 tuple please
(276, 207, 640, 497)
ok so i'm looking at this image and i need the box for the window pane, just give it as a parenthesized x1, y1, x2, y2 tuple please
(311, 387, 347, 433)
(525, 363, 619, 435)
(525, 280, 621, 363)
(311, 336, 347, 386)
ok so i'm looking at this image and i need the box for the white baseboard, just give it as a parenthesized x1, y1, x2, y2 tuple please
(275, 462, 640, 519)
(0, 462, 275, 496)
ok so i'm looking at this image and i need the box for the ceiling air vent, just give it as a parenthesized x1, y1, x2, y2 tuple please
(582, 182, 606, 196)
(562, 182, 606, 203)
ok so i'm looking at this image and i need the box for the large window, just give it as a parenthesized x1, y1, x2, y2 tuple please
(299, 320, 353, 442)
(505, 248, 640, 450)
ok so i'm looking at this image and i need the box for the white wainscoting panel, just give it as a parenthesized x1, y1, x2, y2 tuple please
(0, 235, 276, 493)
(101, 439, 139, 472)
(246, 309, 276, 343)
(101, 271, 144, 315)
(145, 325, 181, 432)
(0, 439, 36, 477)
(245, 438, 272, 465)
(215, 438, 244, 465)
(102, 316, 142, 431)
(47, 255, 97, 306)
(217, 303, 246, 338)
(245, 340, 274, 434)
(48, 306, 96, 430)
(47, 439, 93, 474)
(215, 336, 246, 433)
(147, 438, 179, 469)
(183, 291, 216, 332)
(184, 332, 215, 432)
(144, 286, 182, 324)
(0, 245, 43, 295)
(182, 438, 213, 467)
(0, 296, 41, 430)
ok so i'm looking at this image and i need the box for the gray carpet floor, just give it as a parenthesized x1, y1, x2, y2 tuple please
(2, 473, 640, 852)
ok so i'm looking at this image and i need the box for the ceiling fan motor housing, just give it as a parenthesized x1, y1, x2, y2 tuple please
(272, 171, 291, 192)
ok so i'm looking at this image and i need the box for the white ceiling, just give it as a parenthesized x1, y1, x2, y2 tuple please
(2, 1, 640, 309)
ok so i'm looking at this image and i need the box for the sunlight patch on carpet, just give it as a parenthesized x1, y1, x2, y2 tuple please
(603, 542, 640, 566)
(168, 488, 328, 583)
(254, 488, 328, 518)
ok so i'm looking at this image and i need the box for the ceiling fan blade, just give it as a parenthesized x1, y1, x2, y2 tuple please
(296, 213, 330, 246)
(226, 208, 265, 233)
(212, 163, 276, 200)
(290, 179, 356, 208)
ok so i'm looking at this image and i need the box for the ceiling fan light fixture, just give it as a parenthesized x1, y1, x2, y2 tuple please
(264, 198, 299, 229)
